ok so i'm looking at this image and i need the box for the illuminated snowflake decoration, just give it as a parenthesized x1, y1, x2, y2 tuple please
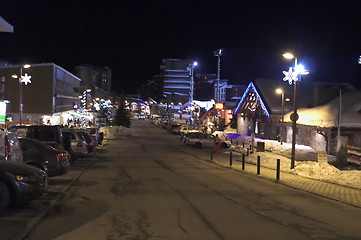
(283, 67, 298, 85)
(21, 73, 32, 85)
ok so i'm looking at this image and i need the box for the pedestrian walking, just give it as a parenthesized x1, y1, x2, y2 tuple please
(213, 134, 222, 154)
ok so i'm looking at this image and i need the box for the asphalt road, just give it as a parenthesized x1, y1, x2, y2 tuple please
(23, 120, 361, 240)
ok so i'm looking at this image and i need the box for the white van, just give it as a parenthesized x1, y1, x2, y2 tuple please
(0, 130, 23, 163)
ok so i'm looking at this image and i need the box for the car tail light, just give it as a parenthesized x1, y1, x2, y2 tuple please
(5, 135, 10, 161)
(56, 153, 66, 161)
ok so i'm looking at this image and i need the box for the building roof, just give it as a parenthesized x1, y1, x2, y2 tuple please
(233, 78, 355, 120)
(284, 90, 361, 128)
(0, 16, 13, 32)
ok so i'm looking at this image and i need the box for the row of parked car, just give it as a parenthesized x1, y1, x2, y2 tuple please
(153, 119, 232, 149)
(0, 125, 103, 210)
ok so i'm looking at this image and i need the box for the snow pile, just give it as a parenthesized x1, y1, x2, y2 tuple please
(100, 126, 132, 138)
(292, 162, 361, 189)
(227, 133, 318, 161)
(293, 162, 340, 178)
(224, 132, 360, 189)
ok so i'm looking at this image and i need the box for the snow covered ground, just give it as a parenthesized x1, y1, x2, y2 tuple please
(219, 131, 361, 190)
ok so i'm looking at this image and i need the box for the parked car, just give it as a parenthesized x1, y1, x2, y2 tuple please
(19, 138, 70, 177)
(0, 160, 48, 210)
(86, 127, 103, 145)
(180, 125, 199, 135)
(138, 113, 146, 120)
(8, 125, 65, 150)
(71, 129, 95, 153)
(0, 130, 23, 163)
(169, 123, 182, 134)
(62, 129, 88, 160)
(179, 125, 199, 141)
(185, 133, 231, 149)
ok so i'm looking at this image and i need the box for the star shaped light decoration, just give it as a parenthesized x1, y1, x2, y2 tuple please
(283, 67, 298, 85)
(21, 73, 32, 85)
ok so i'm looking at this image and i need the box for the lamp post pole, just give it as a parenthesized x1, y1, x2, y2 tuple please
(276, 88, 285, 145)
(281, 91, 285, 144)
(19, 66, 23, 125)
(290, 58, 298, 169)
(188, 62, 197, 126)
(214, 49, 223, 102)
(14, 64, 31, 125)
(283, 53, 306, 169)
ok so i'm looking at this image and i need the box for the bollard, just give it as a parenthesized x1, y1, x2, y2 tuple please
(231, 139, 233, 144)
(242, 153, 245, 170)
(276, 159, 280, 182)
(257, 155, 260, 174)
(247, 148, 249, 156)
(230, 151, 233, 166)
(242, 142, 245, 148)
(236, 140, 238, 145)
(210, 150, 214, 161)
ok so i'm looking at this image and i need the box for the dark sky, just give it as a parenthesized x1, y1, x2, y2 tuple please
(1, 0, 361, 94)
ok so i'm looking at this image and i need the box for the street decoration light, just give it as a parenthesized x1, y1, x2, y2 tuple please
(275, 88, 285, 145)
(12, 64, 31, 125)
(214, 49, 223, 102)
(282, 52, 309, 169)
(187, 61, 197, 126)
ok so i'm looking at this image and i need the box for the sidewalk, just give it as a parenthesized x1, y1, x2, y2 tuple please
(182, 145, 361, 208)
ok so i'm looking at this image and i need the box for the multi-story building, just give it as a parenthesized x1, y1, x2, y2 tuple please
(74, 65, 112, 93)
(160, 59, 194, 104)
(0, 63, 81, 126)
(74, 65, 113, 111)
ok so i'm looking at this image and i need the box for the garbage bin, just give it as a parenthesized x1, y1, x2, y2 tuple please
(257, 142, 265, 152)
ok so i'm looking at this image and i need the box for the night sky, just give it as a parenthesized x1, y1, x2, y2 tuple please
(1, 0, 361, 94)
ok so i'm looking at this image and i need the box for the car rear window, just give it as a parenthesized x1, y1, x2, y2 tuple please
(88, 128, 96, 134)
(34, 127, 57, 141)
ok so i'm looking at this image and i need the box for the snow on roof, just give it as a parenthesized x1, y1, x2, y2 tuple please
(284, 90, 361, 128)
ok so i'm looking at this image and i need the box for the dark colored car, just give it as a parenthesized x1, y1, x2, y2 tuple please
(19, 138, 70, 177)
(169, 124, 182, 134)
(8, 125, 65, 150)
(0, 160, 48, 210)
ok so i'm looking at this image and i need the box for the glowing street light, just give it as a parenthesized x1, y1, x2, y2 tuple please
(282, 52, 309, 169)
(12, 64, 31, 125)
(276, 88, 285, 145)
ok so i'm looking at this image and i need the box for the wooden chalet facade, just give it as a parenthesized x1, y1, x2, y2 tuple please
(233, 82, 279, 139)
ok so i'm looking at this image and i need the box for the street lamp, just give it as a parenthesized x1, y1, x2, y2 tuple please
(282, 52, 309, 169)
(275, 88, 285, 145)
(187, 61, 197, 126)
(214, 49, 223, 102)
(12, 64, 31, 125)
